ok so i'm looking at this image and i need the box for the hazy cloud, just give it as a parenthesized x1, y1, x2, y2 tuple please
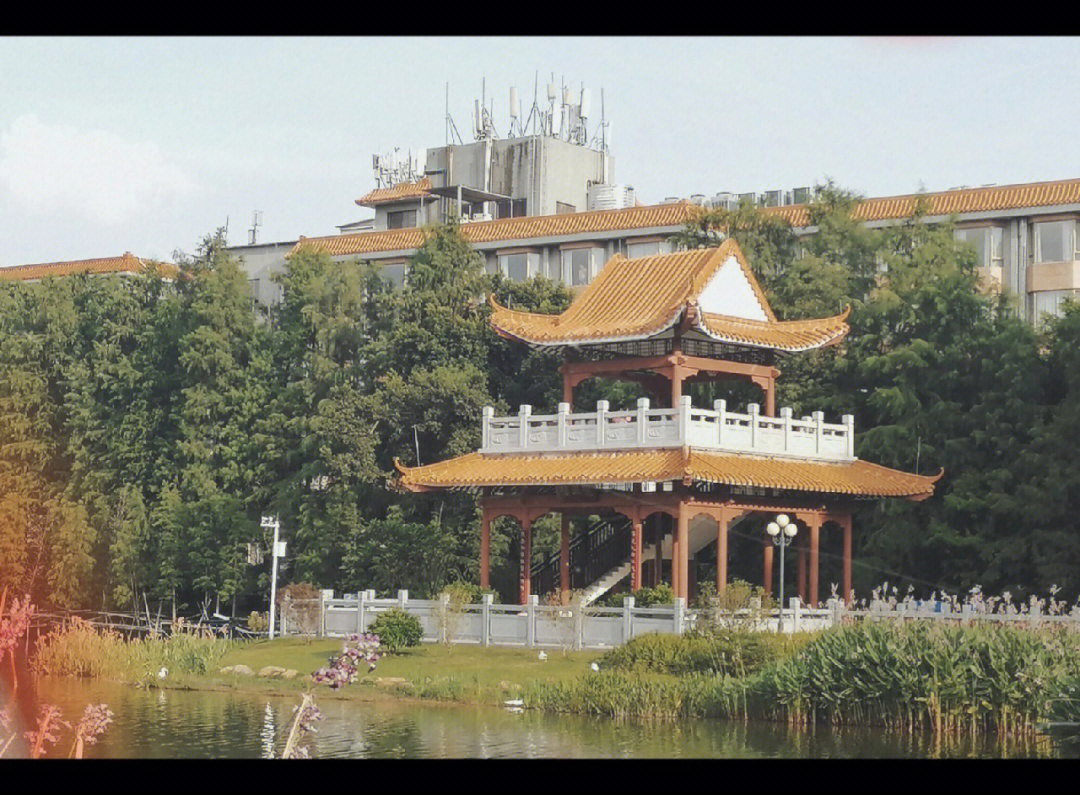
(0, 114, 199, 226)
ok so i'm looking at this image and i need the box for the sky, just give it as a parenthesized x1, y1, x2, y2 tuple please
(1, 36, 1079, 267)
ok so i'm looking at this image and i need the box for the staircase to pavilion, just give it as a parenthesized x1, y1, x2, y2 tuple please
(530, 514, 727, 606)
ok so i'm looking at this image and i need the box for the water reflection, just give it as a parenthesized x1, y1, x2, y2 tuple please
(7, 677, 1071, 759)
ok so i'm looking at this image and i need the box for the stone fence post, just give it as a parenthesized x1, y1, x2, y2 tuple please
(321, 589, 334, 637)
(481, 593, 493, 647)
(790, 596, 801, 633)
(526, 595, 538, 648)
(673, 597, 686, 635)
(623, 596, 635, 643)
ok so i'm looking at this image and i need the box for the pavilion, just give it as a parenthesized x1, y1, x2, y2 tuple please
(397, 239, 939, 607)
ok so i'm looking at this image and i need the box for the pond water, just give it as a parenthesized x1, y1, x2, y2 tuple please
(4, 677, 1073, 759)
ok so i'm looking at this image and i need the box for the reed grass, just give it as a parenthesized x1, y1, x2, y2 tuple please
(526, 621, 1080, 741)
(31, 618, 234, 682)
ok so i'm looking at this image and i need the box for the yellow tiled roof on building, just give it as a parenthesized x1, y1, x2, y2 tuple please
(355, 177, 433, 207)
(292, 201, 699, 258)
(395, 448, 940, 500)
(302, 177, 1080, 260)
(0, 252, 179, 282)
(765, 177, 1080, 227)
(488, 239, 849, 352)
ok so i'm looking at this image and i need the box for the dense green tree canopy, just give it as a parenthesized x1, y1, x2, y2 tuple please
(1, 199, 1078, 612)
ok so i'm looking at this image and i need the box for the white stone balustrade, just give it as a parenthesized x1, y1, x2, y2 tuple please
(481, 396, 856, 462)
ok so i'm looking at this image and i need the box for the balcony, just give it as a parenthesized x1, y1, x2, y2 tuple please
(481, 396, 855, 462)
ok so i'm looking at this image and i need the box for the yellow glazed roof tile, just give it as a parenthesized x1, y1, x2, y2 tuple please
(299, 178, 1080, 259)
(0, 253, 179, 281)
(292, 201, 700, 258)
(489, 240, 849, 352)
(395, 448, 939, 499)
(355, 177, 433, 207)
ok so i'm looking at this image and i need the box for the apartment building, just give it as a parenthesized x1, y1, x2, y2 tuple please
(282, 178, 1080, 325)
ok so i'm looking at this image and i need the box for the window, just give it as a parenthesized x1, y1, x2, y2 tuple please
(387, 209, 417, 229)
(1031, 289, 1080, 321)
(498, 252, 539, 282)
(248, 278, 260, 299)
(382, 262, 407, 290)
(956, 226, 1004, 267)
(496, 198, 527, 219)
(561, 246, 604, 286)
(626, 239, 670, 259)
(1033, 220, 1078, 264)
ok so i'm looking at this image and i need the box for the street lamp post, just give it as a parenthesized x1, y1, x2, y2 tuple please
(766, 514, 798, 633)
(261, 515, 285, 639)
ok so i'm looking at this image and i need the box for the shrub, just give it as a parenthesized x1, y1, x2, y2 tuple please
(440, 580, 495, 604)
(631, 584, 675, 607)
(600, 628, 806, 677)
(278, 582, 322, 641)
(247, 611, 269, 633)
(369, 608, 423, 652)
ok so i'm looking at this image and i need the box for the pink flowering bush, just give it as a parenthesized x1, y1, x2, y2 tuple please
(0, 589, 35, 691)
(311, 633, 382, 689)
(281, 694, 323, 759)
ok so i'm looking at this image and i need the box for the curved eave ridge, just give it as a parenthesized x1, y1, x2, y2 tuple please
(694, 306, 851, 353)
(394, 450, 940, 500)
(489, 245, 721, 346)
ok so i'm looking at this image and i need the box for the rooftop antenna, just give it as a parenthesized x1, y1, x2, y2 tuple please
(444, 82, 464, 146)
(248, 211, 263, 246)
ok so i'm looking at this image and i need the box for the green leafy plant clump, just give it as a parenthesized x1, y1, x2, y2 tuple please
(601, 628, 811, 678)
(368, 608, 423, 652)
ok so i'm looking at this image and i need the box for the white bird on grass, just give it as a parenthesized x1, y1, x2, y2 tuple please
(157, 667, 169, 679)
(589, 662, 600, 672)
(538, 651, 547, 661)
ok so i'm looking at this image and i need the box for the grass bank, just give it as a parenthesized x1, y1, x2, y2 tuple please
(30, 619, 1080, 744)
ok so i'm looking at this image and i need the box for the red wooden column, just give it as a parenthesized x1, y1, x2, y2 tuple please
(519, 517, 533, 605)
(765, 377, 775, 417)
(560, 514, 571, 606)
(716, 510, 729, 596)
(763, 542, 774, 596)
(562, 373, 574, 408)
(480, 513, 491, 589)
(841, 514, 853, 606)
(675, 501, 689, 601)
(631, 514, 643, 592)
(808, 513, 822, 608)
(653, 518, 663, 586)
(797, 533, 808, 604)
(670, 363, 686, 408)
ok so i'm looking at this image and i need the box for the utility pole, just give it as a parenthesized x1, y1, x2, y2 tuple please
(262, 515, 285, 639)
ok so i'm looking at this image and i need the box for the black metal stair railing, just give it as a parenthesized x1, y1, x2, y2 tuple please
(531, 514, 632, 598)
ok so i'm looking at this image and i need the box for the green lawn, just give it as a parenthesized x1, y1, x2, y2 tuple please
(170, 639, 607, 706)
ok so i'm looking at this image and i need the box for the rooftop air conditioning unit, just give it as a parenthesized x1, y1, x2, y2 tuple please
(710, 192, 738, 210)
(588, 183, 636, 211)
(689, 194, 707, 206)
(662, 196, 682, 205)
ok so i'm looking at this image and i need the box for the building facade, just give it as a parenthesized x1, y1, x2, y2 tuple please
(278, 177, 1080, 326)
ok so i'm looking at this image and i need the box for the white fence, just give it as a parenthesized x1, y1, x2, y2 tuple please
(283, 590, 834, 649)
(280, 590, 1080, 649)
(481, 396, 854, 462)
